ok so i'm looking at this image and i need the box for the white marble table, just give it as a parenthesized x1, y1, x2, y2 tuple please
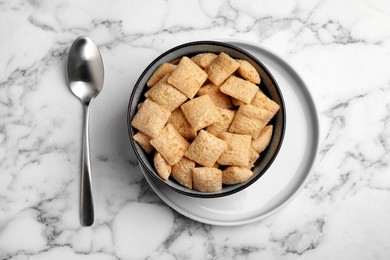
(1, 0, 390, 259)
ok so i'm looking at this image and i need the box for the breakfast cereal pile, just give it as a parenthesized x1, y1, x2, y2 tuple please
(131, 52, 279, 192)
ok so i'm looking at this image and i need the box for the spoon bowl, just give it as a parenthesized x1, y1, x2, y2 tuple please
(67, 37, 104, 104)
(66, 36, 104, 226)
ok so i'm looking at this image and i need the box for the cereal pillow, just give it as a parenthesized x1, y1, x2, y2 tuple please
(217, 132, 251, 167)
(131, 98, 171, 138)
(185, 130, 227, 167)
(192, 167, 222, 192)
(181, 95, 219, 131)
(154, 152, 171, 180)
(168, 56, 208, 99)
(167, 108, 197, 140)
(171, 157, 195, 189)
(145, 74, 188, 112)
(133, 131, 154, 154)
(205, 52, 240, 86)
(147, 63, 177, 87)
(150, 124, 190, 165)
(222, 166, 254, 185)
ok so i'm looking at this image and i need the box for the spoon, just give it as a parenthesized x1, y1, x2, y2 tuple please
(66, 36, 104, 226)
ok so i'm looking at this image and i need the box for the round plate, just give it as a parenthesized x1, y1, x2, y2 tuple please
(140, 40, 320, 226)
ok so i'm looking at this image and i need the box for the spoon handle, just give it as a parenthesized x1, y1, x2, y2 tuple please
(81, 104, 94, 226)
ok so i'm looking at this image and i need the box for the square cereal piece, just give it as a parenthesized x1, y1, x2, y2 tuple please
(145, 75, 188, 111)
(131, 98, 171, 138)
(171, 157, 195, 189)
(191, 53, 217, 69)
(251, 90, 280, 115)
(217, 132, 251, 167)
(154, 152, 171, 180)
(197, 82, 233, 109)
(147, 63, 177, 87)
(184, 130, 227, 167)
(252, 125, 273, 153)
(222, 166, 254, 185)
(133, 131, 154, 154)
(220, 75, 258, 104)
(167, 108, 197, 140)
(229, 104, 273, 138)
(167, 56, 208, 99)
(206, 108, 236, 137)
(237, 59, 261, 84)
(248, 148, 260, 168)
(180, 94, 219, 131)
(205, 52, 240, 86)
(192, 167, 222, 192)
(150, 124, 190, 165)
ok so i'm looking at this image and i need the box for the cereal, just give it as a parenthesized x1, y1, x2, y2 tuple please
(150, 124, 190, 165)
(131, 98, 171, 138)
(184, 130, 227, 167)
(251, 91, 280, 115)
(252, 125, 273, 153)
(217, 132, 251, 167)
(237, 59, 260, 84)
(192, 167, 222, 192)
(220, 75, 258, 104)
(197, 82, 233, 109)
(222, 166, 254, 185)
(154, 152, 171, 180)
(168, 56, 208, 99)
(191, 53, 217, 68)
(145, 75, 188, 111)
(229, 104, 273, 138)
(147, 63, 177, 87)
(180, 94, 219, 131)
(167, 108, 197, 140)
(206, 108, 236, 137)
(205, 52, 240, 86)
(133, 51, 281, 192)
(171, 157, 195, 189)
(248, 148, 260, 168)
(133, 131, 154, 154)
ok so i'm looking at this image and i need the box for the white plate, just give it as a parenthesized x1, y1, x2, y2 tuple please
(141, 40, 320, 226)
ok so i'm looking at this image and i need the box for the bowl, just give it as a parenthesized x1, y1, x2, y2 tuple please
(127, 41, 285, 198)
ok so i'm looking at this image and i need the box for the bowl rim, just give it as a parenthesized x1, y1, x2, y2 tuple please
(127, 40, 286, 198)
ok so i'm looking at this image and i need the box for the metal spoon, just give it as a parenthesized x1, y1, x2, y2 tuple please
(66, 36, 104, 226)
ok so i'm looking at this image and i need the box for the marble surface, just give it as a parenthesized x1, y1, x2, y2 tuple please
(1, 0, 390, 259)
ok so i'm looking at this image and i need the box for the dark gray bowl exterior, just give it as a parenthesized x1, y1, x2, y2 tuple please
(127, 41, 285, 198)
